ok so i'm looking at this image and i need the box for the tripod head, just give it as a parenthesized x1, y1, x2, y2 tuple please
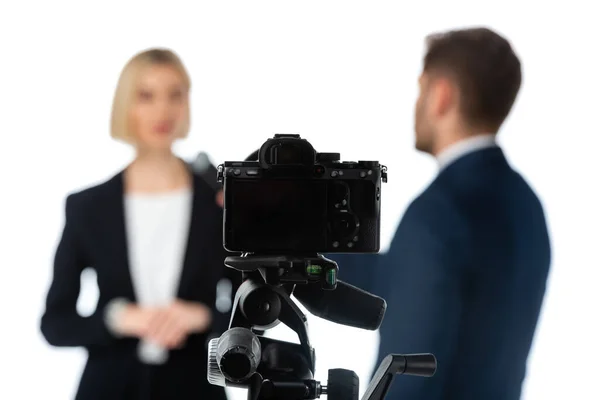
(207, 253, 436, 399)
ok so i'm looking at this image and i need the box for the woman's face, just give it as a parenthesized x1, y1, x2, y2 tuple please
(129, 64, 188, 151)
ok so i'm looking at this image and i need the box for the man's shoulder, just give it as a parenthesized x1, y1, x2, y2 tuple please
(396, 181, 471, 248)
(407, 183, 459, 220)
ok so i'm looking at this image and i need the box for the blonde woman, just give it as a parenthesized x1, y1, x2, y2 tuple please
(41, 49, 231, 399)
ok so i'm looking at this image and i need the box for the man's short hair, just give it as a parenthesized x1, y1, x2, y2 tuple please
(424, 27, 522, 132)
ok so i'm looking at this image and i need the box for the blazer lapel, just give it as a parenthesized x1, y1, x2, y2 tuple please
(104, 171, 137, 302)
(176, 173, 213, 299)
(104, 165, 216, 301)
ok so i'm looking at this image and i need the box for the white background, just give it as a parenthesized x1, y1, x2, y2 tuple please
(1, 1, 599, 399)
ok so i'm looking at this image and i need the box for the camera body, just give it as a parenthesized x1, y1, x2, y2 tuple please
(218, 134, 387, 254)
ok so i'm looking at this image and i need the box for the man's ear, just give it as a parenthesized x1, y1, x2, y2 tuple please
(431, 77, 455, 117)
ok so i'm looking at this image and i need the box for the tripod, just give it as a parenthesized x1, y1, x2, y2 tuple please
(207, 253, 436, 399)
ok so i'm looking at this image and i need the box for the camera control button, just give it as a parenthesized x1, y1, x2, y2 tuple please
(332, 241, 339, 248)
(331, 171, 339, 177)
(347, 242, 354, 248)
(246, 169, 259, 176)
(360, 161, 379, 168)
(233, 169, 241, 176)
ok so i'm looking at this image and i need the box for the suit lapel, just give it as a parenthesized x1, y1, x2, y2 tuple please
(104, 171, 137, 302)
(176, 173, 213, 298)
(105, 165, 215, 301)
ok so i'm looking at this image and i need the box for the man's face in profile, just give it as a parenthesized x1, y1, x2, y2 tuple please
(414, 73, 435, 154)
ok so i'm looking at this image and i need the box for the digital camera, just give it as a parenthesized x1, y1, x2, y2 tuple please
(217, 134, 387, 254)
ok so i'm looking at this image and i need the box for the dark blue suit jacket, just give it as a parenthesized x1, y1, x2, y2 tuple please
(329, 147, 551, 399)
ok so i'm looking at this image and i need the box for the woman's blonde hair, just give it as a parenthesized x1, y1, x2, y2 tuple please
(110, 48, 191, 143)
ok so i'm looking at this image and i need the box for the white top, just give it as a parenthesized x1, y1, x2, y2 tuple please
(436, 133, 497, 171)
(124, 188, 193, 364)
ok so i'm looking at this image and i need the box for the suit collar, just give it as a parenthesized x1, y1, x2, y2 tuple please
(436, 134, 497, 172)
(436, 146, 508, 181)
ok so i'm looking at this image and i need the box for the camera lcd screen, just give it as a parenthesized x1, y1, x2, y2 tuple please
(225, 179, 329, 252)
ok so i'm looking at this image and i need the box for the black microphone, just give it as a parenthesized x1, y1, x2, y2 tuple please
(293, 280, 386, 331)
(192, 151, 220, 192)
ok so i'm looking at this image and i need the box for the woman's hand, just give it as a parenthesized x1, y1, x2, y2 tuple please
(145, 300, 213, 349)
(113, 304, 157, 338)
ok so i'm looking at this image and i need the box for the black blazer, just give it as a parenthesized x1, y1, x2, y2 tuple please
(330, 147, 551, 400)
(40, 168, 239, 400)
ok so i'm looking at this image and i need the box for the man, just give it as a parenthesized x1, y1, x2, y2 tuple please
(332, 27, 551, 399)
